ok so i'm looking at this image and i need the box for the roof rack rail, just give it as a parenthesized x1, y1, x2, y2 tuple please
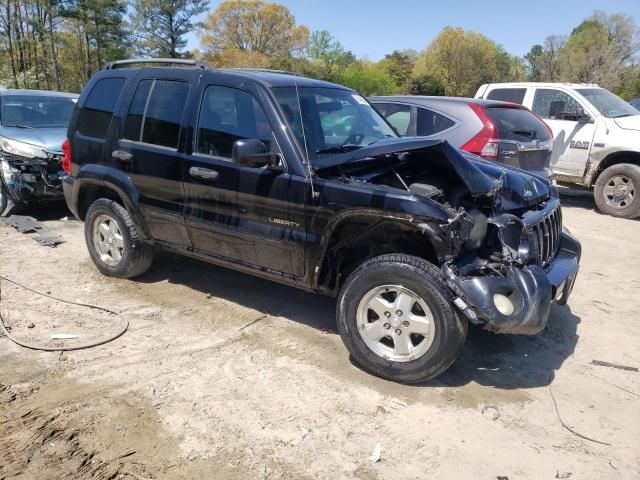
(225, 68, 301, 76)
(103, 58, 212, 70)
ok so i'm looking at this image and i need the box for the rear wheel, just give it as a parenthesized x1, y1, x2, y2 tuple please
(0, 184, 7, 216)
(337, 254, 467, 384)
(594, 163, 640, 219)
(85, 199, 153, 278)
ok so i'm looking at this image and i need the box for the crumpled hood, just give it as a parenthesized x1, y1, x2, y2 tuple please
(314, 138, 551, 209)
(0, 126, 68, 153)
(614, 114, 640, 131)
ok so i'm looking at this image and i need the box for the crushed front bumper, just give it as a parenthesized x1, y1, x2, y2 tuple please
(444, 228, 581, 335)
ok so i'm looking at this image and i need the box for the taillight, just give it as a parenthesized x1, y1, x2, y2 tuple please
(460, 102, 499, 159)
(61, 138, 71, 174)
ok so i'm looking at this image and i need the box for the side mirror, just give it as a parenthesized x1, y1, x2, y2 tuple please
(232, 139, 282, 169)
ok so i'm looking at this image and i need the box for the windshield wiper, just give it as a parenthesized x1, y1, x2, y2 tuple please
(3, 123, 33, 129)
(315, 144, 364, 154)
(612, 113, 632, 118)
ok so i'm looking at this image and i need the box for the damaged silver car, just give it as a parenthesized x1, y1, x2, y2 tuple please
(0, 89, 78, 216)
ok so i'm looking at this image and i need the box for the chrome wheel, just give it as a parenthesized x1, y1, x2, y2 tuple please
(356, 285, 436, 362)
(92, 214, 125, 267)
(603, 175, 635, 210)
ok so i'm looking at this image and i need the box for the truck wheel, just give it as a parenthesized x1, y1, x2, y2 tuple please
(594, 164, 640, 219)
(337, 254, 467, 384)
(0, 184, 7, 216)
(85, 199, 153, 278)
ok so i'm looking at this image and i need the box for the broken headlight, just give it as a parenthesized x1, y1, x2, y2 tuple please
(0, 136, 48, 161)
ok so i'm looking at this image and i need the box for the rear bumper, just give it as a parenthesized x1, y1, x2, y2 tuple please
(444, 228, 581, 335)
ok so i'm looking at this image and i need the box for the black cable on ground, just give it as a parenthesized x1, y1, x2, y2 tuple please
(0, 274, 128, 351)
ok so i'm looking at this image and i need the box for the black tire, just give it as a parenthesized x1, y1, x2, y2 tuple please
(0, 183, 7, 217)
(84, 199, 153, 278)
(594, 163, 640, 219)
(337, 254, 467, 384)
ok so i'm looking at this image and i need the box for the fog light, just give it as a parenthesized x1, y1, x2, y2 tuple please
(493, 294, 515, 316)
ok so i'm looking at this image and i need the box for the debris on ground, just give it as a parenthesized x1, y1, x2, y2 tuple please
(2, 215, 64, 247)
(482, 405, 501, 421)
(370, 443, 382, 463)
(591, 360, 638, 372)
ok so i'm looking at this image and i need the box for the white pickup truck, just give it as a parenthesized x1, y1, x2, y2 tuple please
(475, 82, 640, 219)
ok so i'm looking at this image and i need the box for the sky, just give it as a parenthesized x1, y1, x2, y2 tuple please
(187, 0, 639, 60)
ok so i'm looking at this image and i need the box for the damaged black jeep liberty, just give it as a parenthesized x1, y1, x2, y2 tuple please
(62, 59, 581, 383)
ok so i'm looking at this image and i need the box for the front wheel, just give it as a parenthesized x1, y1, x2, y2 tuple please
(594, 163, 640, 219)
(337, 254, 467, 384)
(85, 199, 153, 278)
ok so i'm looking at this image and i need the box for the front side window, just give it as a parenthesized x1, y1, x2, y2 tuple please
(575, 88, 638, 118)
(196, 85, 274, 158)
(487, 88, 526, 105)
(532, 89, 582, 120)
(417, 107, 455, 136)
(272, 87, 396, 165)
(77, 77, 125, 138)
(373, 103, 412, 135)
(123, 79, 189, 149)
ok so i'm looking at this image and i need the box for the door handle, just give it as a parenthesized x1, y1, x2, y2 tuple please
(112, 150, 133, 162)
(189, 166, 219, 181)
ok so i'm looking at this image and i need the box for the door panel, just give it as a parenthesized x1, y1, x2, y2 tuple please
(183, 83, 305, 277)
(117, 78, 191, 246)
(531, 88, 596, 177)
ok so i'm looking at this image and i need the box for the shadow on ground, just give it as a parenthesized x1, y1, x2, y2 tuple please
(139, 251, 580, 391)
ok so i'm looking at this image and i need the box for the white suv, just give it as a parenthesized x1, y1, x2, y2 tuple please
(476, 82, 640, 219)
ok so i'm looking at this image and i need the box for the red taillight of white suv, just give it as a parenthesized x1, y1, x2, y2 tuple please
(460, 102, 500, 159)
(61, 138, 72, 174)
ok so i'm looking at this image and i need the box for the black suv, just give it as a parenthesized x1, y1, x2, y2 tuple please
(62, 59, 581, 383)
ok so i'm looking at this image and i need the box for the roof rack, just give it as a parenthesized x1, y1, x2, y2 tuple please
(103, 58, 212, 70)
(225, 68, 301, 76)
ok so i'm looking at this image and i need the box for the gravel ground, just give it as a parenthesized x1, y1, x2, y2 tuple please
(0, 196, 639, 480)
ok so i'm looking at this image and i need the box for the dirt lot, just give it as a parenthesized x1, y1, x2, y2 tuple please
(1, 196, 639, 480)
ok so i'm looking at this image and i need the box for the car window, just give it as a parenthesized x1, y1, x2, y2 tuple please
(486, 88, 526, 105)
(123, 80, 189, 149)
(532, 89, 581, 120)
(373, 103, 412, 135)
(417, 107, 455, 136)
(196, 85, 275, 159)
(484, 107, 551, 142)
(0, 95, 76, 128)
(77, 77, 125, 138)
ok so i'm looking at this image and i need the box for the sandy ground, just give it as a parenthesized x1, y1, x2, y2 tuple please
(0, 196, 639, 480)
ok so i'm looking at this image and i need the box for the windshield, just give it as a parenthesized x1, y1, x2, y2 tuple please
(272, 87, 396, 164)
(0, 95, 77, 128)
(576, 88, 638, 118)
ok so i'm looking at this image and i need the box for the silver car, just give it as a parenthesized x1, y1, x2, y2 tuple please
(0, 89, 78, 216)
(370, 96, 554, 179)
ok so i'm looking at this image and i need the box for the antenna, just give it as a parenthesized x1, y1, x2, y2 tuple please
(294, 78, 318, 199)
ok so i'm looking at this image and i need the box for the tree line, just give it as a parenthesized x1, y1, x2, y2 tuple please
(1, 0, 638, 100)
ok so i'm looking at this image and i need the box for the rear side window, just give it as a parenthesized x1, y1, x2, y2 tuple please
(77, 77, 125, 138)
(532, 89, 581, 120)
(373, 103, 412, 135)
(196, 85, 274, 159)
(417, 107, 455, 136)
(484, 107, 551, 142)
(123, 80, 189, 149)
(487, 88, 526, 105)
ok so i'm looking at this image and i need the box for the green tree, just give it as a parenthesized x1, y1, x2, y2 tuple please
(413, 27, 509, 97)
(130, 0, 208, 58)
(378, 49, 417, 93)
(338, 61, 396, 95)
(199, 0, 309, 67)
(407, 74, 445, 95)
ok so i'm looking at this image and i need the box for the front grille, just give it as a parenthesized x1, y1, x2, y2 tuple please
(527, 204, 562, 267)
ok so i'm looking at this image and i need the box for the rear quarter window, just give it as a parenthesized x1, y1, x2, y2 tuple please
(76, 77, 125, 138)
(486, 88, 526, 105)
(484, 107, 551, 142)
